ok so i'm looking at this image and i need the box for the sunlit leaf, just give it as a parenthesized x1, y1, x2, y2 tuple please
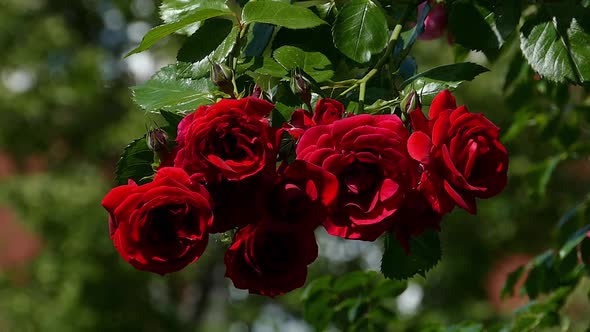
(332, 0, 388, 63)
(132, 64, 216, 113)
(242, 1, 326, 29)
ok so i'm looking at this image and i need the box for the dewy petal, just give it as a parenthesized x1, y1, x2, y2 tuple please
(407, 131, 432, 163)
(429, 89, 457, 120)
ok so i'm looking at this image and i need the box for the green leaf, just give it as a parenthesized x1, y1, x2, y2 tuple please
(127, 7, 233, 56)
(179, 26, 239, 79)
(493, 0, 522, 40)
(448, 2, 499, 51)
(177, 19, 233, 62)
(581, 236, 590, 266)
(115, 137, 154, 185)
(501, 265, 525, 298)
(445, 323, 484, 332)
(381, 229, 441, 280)
(520, 17, 590, 84)
(242, 1, 326, 29)
(244, 23, 275, 57)
(159, 0, 230, 35)
(160, 110, 184, 138)
(332, 271, 369, 293)
(332, 0, 388, 63)
(132, 64, 216, 113)
(272, 46, 334, 82)
(369, 278, 407, 298)
(401, 62, 489, 88)
(559, 225, 590, 259)
(403, 78, 463, 105)
(301, 275, 333, 301)
(524, 251, 559, 299)
(241, 57, 289, 78)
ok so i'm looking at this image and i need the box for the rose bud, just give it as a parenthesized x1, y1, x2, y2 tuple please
(418, 1, 448, 41)
(211, 63, 234, 96)
(402, 90, 421, 115)
(312, 99, 345, 125)
(147, 128, 168, 153)
(290, 71, 312, 108)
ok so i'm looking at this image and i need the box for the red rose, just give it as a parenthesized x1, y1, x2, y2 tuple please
(283, 108, 314, 140)
(407, 90, 509, 214)
(313, 98, 345, 125)
(174, 97, 277, 183)
(208, 160, 337, 233)
(270, 160, 338, 230)
(418, 1, 448, 41)
(101, 167, 212, 275)
(296, 114, 418, 241)
(224, 222, 318, 296)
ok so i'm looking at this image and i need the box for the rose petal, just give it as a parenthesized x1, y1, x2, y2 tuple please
(429, 89, 456, 120)
(407, 131, 432, 163)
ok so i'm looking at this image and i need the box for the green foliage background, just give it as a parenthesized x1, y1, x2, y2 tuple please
(1, 0, 590, 331)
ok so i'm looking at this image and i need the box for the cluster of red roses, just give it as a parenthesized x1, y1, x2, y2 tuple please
(102, 90, 508, 296)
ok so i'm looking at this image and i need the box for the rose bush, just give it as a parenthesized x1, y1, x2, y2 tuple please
(407, 90, 509, 214)
(296, 114, 417, 241)
(101, 167, 212, 275)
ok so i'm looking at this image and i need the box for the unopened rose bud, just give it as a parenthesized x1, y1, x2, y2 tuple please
(252, 85, 262, 99)
(290, 71, 312, 107)
(418, 1, 448, 41)
(402, 90, 421, 113)
(147, 128, 169, 153)
(211, 63, 235, 96)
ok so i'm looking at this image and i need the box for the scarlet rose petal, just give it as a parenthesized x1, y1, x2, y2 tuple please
(407, 131, 433, 164)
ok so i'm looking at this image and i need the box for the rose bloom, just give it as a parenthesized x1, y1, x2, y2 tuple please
(224, 160, 335, 295)
(407, 90, 509, 214)
(224, 222, 318, 296)
(101, 167, 212, 275)
(283, 108, 314, 140)
(313, 98, 345, 125)
(174, 97, 277, 183)
(296, 114, 417, 241)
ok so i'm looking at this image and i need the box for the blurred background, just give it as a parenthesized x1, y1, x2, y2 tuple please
(1, 0, 589, 331)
